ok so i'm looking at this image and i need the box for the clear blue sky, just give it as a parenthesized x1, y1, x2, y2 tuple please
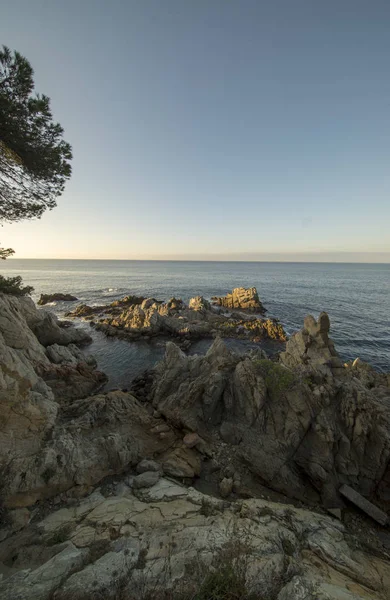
(1, 0, 390, 260)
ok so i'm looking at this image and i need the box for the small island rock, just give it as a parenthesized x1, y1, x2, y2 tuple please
(38, 293, 79, 305)
(211, 287, 266, 314)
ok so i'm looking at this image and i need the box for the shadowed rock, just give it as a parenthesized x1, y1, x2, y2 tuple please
(38, 293, 79, 305)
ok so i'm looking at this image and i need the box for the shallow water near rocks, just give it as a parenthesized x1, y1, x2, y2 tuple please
(78, 322, 283, 390)
(3, 259, 389, 377)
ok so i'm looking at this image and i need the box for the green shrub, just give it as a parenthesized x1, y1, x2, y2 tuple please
(253, 359, 296, 397)
(0, 275, 33, 296)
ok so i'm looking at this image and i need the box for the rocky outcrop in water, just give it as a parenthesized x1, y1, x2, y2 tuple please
(211, 286, 267, 314)
(66, 289, 284, 345)
(38, 294, 79, 306)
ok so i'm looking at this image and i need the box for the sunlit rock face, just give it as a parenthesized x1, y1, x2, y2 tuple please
(211, 286, 267, 314)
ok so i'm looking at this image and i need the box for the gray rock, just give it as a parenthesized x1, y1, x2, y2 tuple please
(150, 327, 390, 508)
(339, 484, 388, 526)
(0, 542, 86, 600)
(132, 471, 160, 489)
(55, 541, 139, 600)
(136, 459, 161, 474)
(32, 312, 92, 347)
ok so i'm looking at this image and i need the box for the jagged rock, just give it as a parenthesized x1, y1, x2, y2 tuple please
(189, 296, 211, 313)
(38, 294, 79, 306)
(150, 326, 390, 508)
(35, 361, 107, 402)
(110, 295, 145, 308)
(280, 311, 342, 372)
(67, 289, 287, 343)
(345, 357, 390, 388)
(65, 304, 103, 318)
(211, 287, 266, 314)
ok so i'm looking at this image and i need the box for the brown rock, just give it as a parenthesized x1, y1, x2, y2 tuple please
(211, 287, 266, 314)
(183, 432, 201, 448)
(219, 477, 234, 498)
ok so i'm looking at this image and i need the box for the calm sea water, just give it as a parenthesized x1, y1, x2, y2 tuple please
(2, 260, 389, 384)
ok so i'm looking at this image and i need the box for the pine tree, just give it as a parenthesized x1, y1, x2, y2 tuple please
(0, 45, 72, 222)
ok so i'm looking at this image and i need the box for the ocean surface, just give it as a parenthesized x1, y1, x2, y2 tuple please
(2, 260, 389, 386)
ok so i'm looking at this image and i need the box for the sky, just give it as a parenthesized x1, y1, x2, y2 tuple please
(1, 0, 390, 261)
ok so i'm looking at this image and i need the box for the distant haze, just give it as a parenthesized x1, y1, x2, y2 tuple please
(1, 1, 389, 260)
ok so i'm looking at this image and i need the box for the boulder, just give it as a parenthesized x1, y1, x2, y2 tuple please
(211, 287, 266, 314)
(136, 459, 161, 474)
(132, 471, 160, 489)
(38, 294, 79, 306)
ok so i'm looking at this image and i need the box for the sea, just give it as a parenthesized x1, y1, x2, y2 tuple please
(2, 260, 389, 387)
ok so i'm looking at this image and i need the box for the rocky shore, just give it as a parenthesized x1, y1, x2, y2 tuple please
(1, 289, 390, 599)
(65, 286, 287, 349)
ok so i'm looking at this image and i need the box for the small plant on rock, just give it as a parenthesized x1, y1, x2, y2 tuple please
(252, 359, 296, 397)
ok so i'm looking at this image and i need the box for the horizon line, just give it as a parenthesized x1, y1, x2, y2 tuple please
(7, 256, 390, 264)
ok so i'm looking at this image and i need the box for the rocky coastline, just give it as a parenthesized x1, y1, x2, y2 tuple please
(1, 288, 390, 599)
(65, 286, 287, 350)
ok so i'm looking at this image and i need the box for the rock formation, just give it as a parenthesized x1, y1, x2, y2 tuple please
(211, 286, 266, 314)
(38, 294, 79, 305)
(1, 476, 390, 600)
(0, 293, 107, 507)
(148, 315, 390, 510)
(1, 293, 390, 600)
(280, 312, 342, 374)
(66, 290, 284, 345)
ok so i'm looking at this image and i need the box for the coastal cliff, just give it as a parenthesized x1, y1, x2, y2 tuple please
(0, 291, 390, 599)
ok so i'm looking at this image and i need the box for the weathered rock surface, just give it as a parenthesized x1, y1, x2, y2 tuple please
(150, 318, 390, 509)
(280, 311, 342, 374)
(31, 311, 92, 347)
(188, 295, 211, 313)
(35, 361, 107, 402)
(66, 288, 284, 344)
(0, 293, 128, 507)
(38, 293, 79, 306)
(1, 479, 389, 600)
(46, 343, 97, 367)
(211, 286, 266, 314)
